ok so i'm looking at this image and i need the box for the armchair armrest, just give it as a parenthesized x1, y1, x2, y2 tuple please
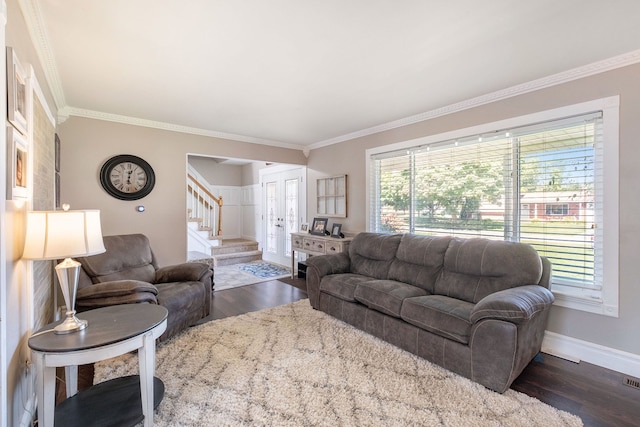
(470, 285, 554, 325)
(155, 262, 212, 283)
(76, 280, 159, 308)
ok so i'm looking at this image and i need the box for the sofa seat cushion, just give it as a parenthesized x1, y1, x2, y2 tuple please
(320, 274, 375, 302)
(401, 295, 474, 344)
(354, 280, 428, 317)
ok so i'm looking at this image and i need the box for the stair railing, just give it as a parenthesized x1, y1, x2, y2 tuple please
(187, 174, 223, 236)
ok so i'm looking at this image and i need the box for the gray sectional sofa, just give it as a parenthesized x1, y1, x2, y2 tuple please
(305, 232, 554, 393)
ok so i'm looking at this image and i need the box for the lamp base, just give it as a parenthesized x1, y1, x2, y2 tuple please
(54, 311, 88, 334)
(54, 258, 88, 334)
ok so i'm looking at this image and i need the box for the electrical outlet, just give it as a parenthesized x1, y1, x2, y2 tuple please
(623, 375, 640, 390)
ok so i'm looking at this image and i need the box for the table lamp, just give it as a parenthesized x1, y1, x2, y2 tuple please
(22, 205, 106, 334)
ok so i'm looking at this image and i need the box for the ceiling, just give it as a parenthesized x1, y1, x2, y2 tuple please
(25, 0, 640, 150)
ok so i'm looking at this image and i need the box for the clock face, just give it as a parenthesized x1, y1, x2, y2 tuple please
(100, 155, 155, 200)
(109, 161, 148, 193)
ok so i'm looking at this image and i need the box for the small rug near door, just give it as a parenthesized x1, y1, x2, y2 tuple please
(94, 300, 582, 427)
(214, 261, 291, 291)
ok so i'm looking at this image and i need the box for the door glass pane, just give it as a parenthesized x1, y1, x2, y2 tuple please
(266, 181, 277, 254)
(285, 179, 298, 256)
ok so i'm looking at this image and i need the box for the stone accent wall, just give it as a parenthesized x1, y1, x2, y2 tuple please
(32, 93, 56, 330)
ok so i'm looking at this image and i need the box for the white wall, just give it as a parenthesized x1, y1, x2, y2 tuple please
(241, 184, 260, 241)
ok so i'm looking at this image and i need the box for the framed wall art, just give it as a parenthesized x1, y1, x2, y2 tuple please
(7, 126, 29, 200)
(317, 174, 347, 217)
(6, 47, 28, 135)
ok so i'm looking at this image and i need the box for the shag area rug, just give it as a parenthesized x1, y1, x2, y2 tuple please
(214, 261, 291, 291)
(94, 300, 582, 427)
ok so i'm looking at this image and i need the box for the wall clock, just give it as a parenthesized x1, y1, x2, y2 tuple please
(100, 154, 155, 200)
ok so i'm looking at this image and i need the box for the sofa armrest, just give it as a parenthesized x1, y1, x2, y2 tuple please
(155, 262, 212, 283)
(305, 253, 351, 308)
(470, 285, 554, 325)
(76, 280, 159, 308)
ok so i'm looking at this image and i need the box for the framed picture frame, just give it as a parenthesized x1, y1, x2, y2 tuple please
(55, 172, 61, 209)
(6, 47, 28, 135)
(330, 223, 343, 238)
(310, 217, 328, 236)
(7, 126, 29, 200)
(300, 223, 309, 233)
(55, 133, 61, 172)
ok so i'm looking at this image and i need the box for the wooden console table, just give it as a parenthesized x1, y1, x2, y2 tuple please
(28, 304, 168, 427)
(290, 232, 354, 278)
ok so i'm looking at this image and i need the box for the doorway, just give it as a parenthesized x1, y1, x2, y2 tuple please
(259, 165, 306, 266)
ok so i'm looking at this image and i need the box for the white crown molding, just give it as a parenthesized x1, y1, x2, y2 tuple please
(309, 49, 640, 151)
(65, 106, 306, 151)
(19, 0, 66, 110)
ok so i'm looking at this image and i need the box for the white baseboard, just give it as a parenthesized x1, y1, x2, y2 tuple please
(542, 331, 640, 378)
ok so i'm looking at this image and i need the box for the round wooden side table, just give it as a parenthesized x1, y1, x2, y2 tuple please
(28, 304, 168, 427)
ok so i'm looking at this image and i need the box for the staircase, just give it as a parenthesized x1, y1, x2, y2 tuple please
(187, 171, 262, 267)
(210, 239, 262, 266)
(187, 213, 262, 267)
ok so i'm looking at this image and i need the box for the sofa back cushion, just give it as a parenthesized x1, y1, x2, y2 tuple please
(434, 238, 543, 303)
(349, 233, 402, 280)
(388, 234, 452, 293)
(77, 234, 158, 285)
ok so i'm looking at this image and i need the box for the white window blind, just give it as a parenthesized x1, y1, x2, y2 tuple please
(370, 112, 603, 297)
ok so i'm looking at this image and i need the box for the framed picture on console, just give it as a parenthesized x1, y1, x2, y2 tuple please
(331, 223, 342, 238)
(310, 217, 328, 235)
(300, 223, 309, 232)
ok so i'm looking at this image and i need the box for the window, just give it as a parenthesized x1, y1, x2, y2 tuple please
(545, 204, 569, 216)
(367, 97, 619, 316)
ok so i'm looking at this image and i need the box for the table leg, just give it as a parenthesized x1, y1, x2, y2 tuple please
(35, 353, 56, 427)
(138, 331, 156, 427)
(65, 365, 78, 397)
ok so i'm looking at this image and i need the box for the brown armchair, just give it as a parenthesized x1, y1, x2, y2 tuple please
(75, 234, 213, 341)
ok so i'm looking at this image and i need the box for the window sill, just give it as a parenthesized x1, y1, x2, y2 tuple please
(551, 290, 618, 318)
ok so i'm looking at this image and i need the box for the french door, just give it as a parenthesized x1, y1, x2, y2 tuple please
(260, 166, 306, 266)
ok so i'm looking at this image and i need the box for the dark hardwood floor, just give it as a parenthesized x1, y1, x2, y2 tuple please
(65, 277, 639, 427)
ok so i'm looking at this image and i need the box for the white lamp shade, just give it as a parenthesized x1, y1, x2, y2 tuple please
(22, 210, 106, 260)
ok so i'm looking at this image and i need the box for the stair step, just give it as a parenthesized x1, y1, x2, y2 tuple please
(214, 250, 263, 266)
(211, 239, 259, 256)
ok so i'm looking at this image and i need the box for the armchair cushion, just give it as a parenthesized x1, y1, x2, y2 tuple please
(77, 293, 158, 308)
(77, 280, 158, 299)
(76, 279, 159, 308)
(77, 234, 158, 284)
